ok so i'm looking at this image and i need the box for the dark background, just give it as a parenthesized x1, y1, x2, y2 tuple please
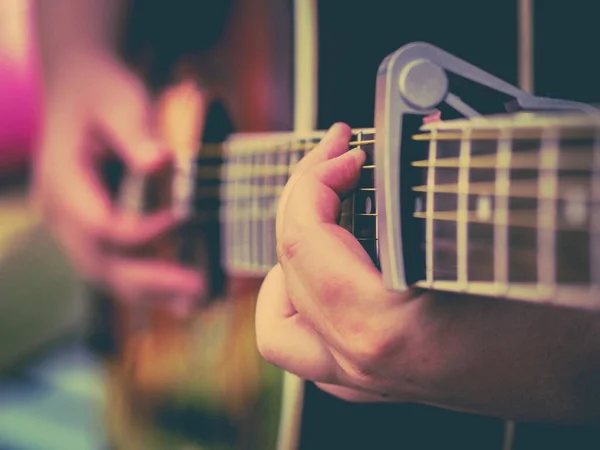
(308, 2, 600, 449)
(316, 0, 600, 130)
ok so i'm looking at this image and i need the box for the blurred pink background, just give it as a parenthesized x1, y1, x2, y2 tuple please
(0, 0, 41, 176)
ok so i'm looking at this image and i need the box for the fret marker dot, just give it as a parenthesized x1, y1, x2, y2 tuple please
(476, 195, 492, 221)
(564, 186, 587, 226)
(365, 196, 372, 214)
(415, 196, 424, 213)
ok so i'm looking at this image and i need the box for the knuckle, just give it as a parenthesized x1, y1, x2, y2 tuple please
(348, 334, 383, 365)
(332, 152, 360, 181)
(340, 326, 393, 380)
(277, 226, 304, 263)
(88, 221, 111, 243)
(106, 220, 136, 245)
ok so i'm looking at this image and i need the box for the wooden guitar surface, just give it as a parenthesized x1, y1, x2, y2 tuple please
(101, 1, 294, 449)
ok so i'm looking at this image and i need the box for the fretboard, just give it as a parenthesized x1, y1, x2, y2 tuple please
(214, 129, 376, 275)
(170, 112, 599, 307)
(410, 113, 599, 308)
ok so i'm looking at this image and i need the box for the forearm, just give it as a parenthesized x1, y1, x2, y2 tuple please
(404, 293, 600, 424)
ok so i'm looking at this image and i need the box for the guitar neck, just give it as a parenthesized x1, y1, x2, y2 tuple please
(410, 114, 598, 307)
(215, 128, 375, 274)
(164, 112, 599, 308)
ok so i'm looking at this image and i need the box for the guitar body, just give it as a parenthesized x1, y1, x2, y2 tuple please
(98, 1, 294, 449)
(94, 2, 600, 450)
(100, 3, 511, 449)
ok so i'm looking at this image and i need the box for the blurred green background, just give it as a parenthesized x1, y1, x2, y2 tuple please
(0, 185, 110, 450)
(0, 187, 81, 371)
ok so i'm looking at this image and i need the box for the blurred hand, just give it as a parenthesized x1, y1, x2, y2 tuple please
(256, 123, 600, 423)
(32, 51, 205, 315)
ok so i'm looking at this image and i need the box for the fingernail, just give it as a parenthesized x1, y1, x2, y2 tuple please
(322, 122, 345, 141)
(329, 122, 347, 135)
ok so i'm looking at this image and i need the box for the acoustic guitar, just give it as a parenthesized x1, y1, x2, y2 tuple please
(97, 3, 600, 450)
(98, 1, 298, 449)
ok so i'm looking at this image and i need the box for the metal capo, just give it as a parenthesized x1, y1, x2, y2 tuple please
(374, 42, 598, 292)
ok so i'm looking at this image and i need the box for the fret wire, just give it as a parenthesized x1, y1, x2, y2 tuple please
(250, 152, 259, 270)
(243, 153, 252, 269)
(351, 184, 356, 237)
(426, 129, 438, 286)
(234, 154, 243, 268)
(371, 135, 379, 263)
(457, 128, 472, 289)
(231, 152, 242, 268)
(257, 152, 266, 269)
(537, 129, 559, 294)
(289, 144, 302, 175)
(264, 151, 276, 269)
(242, 154, 251, 267)
(592, 131, 600, 294)
(272, 139, 292, 266)
(353, 132, 363, 239)
(221, 144, 231, 270)
(494, 129, 512, 294)
(275, 141, 289, 229)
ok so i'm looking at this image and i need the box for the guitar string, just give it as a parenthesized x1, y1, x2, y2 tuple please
(175, 129, 595, 257)
(414, 129, 599, 141)
(185, 137, 595, 219)
(217, 121, 598, 294)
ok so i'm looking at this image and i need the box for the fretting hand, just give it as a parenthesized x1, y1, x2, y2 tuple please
(256, 123, 600, 423)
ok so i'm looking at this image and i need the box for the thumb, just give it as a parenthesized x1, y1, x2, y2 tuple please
(256, 264, 336, 382)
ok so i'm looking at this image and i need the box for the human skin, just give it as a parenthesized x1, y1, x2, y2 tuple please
(33, 0, 205, 314)
(256, 123, 600, 424)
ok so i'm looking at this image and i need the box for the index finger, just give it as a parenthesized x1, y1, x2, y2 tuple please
(275, 123, 353, 238)
(276, 135, 393, 351)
